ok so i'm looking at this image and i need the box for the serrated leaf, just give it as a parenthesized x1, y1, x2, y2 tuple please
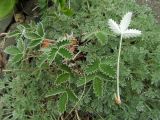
(85, 60, 100, 75)
(99, 64, 115, 77)
(58, 92, 68, 113)
(67, 89, 78, 102)
(24, 32, 41, 40)
(29, 39, 42, 48)
(17, 38, 25, 52)
(95, 31, 107, 45)
(38, 53, 48, 67)
(4, 46, 21, 55)
(45, 87, 66, 97)
(48, 47, 58, 64)
(57, 39, 70, 48)
(77, 74, 95, 87)
(93, 77, 103, 97)
(56, 73, 70, 84)
(11, 54, 23, 64)
(58, 48, 72, 59)
(37, 22, 44, 37)
(7, 30, 21, 38)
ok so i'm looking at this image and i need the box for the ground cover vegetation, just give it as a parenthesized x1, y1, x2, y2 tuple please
(0, 0, 160, 119)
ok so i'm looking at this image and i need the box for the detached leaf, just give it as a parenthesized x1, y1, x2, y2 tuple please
(58, 92, 68, 113)
(4, 46, 21, 55)
(95, 31, 107, 45)
(58, 48, 72, 59)
(93, 77, 103, 97)
(56, 73, 70, 84)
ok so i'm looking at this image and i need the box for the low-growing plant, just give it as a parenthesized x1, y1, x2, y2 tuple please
(1, 0, 160, 119)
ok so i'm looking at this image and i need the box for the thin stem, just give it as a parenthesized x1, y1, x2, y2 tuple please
(116, 35, 123, 99)
(75, 109, 81, 120)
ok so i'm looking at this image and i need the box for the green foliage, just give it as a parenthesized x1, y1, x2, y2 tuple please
(1, 0, 160, 119)
(0, 0, 16, 19)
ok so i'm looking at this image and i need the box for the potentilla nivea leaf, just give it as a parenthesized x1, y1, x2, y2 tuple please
(120, 12, 132, 33)
(108, 19, 121, 35)
(123, 29, 142, 38)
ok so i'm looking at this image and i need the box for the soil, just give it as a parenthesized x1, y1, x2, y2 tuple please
(137, 0, 160, 23)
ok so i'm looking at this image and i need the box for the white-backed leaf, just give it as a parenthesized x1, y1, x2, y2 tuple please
(108, 19, 121, 35)
(123, 29, 141, 38)
(120, 12, 132, 32)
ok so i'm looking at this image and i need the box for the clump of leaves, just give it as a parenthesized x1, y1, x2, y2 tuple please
(1, 0, 160, 119)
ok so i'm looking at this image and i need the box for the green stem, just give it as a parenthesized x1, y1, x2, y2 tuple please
(117, 35, 123, 98)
